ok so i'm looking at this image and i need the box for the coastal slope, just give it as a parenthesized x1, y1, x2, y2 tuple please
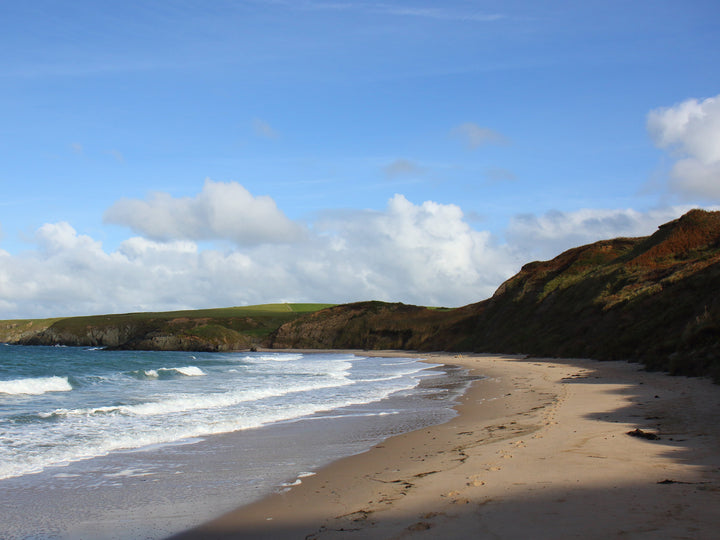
(269, 209, 720, 379)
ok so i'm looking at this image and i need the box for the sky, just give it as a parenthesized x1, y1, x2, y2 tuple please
(1, 0, 720, 319)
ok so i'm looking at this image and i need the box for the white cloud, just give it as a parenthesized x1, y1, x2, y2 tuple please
(34, 222, 104, 255)
(452, 122, 509, 149)
(104, 179, 305, 245)
(2, 192, 714, 319)
(119, 237, 198, 260)
(0, 195, 522, 318)
(647, 94, 720, 200)
(311, 194, 518, 305)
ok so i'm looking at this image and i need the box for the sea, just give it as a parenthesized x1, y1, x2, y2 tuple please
(0, 345, 471, 539)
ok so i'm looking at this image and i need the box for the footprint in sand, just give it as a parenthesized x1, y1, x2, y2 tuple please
(467, 475, 486, 487)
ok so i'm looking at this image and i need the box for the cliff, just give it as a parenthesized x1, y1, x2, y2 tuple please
(0, 305, 334, 352)
(268, 210, 720, 380)
(269, 301, 466, 350)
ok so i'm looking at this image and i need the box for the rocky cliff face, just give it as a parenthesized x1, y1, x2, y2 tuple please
(269, 210, 720, 380)
(20, 322, 141, 348)
(269, 301, 456, 350)
(12, 313, 270, 351)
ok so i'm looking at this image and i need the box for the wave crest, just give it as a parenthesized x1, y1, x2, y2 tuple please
(131, 366, 206, 379)
(0, 376, 73, 395)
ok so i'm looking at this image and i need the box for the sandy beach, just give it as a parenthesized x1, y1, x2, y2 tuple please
(171, 352, 720, 539)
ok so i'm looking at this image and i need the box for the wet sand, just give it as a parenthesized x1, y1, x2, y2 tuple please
(171, 352, 720, 539)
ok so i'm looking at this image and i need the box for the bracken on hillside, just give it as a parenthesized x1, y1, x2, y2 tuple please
(269, 210, 720, 380)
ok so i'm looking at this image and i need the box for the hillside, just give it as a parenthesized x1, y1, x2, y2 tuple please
(3, 209, 719, 380)
(269, 301, 464, 350)
(268, 209, 720, 380)
(0, 304, 334, 352)
(446, 209, 720, 371)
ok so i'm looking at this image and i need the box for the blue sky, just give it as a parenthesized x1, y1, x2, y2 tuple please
(1, 1, 719, 318)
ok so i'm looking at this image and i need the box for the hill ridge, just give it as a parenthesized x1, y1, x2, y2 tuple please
(269, 209, 720, 380)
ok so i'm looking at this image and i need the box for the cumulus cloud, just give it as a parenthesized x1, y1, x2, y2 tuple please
(0, 195, 524, 318)
(2, 190, 710, 319)
(104, 179, 305, 245)
(452, 122, 509, 149)
(647, 94, 720, 200)
(311, 194, 518, 305)
(34, 222, 103, 255)
(1, 223, 124, 316)
(505, 206, 703, 260)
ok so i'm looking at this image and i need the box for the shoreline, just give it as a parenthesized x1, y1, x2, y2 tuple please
(171, 352, 720, 539)
(0, 350, 463, 540)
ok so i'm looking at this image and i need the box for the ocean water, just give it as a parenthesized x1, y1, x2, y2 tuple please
(0, 345, 469, 539)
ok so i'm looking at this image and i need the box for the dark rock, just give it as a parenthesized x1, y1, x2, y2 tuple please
(627, 428, 660, 440)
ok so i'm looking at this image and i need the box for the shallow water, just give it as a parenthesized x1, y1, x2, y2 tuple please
(0, 347, 471, 539)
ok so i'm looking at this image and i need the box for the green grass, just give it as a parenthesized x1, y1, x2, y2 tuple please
(287, 303, 337, 312)
(0, 304, 337, 345)
(0, 318, 63, 342)
(538, 268, 594, 301)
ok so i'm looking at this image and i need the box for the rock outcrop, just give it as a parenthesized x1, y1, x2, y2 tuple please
(3, 307, 320, 352)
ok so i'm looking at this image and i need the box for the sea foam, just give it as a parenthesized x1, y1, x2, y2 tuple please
(0, 376, 73, 395)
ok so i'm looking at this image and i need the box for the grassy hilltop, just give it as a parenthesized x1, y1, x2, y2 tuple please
(0, 304, 334, 352)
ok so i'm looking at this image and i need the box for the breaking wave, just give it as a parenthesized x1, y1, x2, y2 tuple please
(0, 376, 73, 395)
(130, 366, 206, 379)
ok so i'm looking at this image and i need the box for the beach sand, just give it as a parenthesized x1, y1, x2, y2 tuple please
(170, 353, 720, 539)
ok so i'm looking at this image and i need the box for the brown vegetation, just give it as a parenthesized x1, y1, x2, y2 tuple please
(268, 210, 720, 380)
